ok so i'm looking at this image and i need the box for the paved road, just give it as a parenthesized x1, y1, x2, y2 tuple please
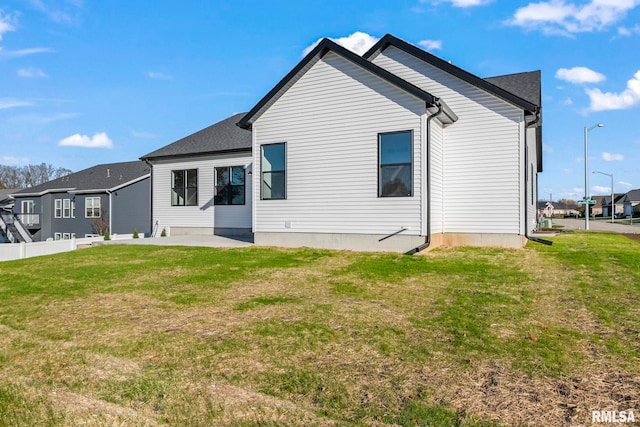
(552, 218, 640, 234)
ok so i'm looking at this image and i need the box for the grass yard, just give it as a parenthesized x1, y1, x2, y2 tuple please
(0, 232, 639, 426)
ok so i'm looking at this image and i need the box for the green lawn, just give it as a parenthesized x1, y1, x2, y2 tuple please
(0, 232, 639, 426)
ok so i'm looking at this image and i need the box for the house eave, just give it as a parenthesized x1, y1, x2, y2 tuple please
(237, 38, 452, 130)
(141, 147, 252, 163)
(363, 34, 540, 115)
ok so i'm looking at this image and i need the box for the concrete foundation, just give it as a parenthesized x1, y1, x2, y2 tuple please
(256, 231, 526, 253)
(440, 233, 526, 249)
(254, 231, 427, 253)
(167, 227, 252, 238)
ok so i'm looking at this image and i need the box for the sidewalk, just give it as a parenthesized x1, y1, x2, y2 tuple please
(551, 218, 640, 234)
(94, 234, 254, 248)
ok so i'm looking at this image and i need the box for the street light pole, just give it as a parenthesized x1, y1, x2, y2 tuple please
(593, 171, 614, 223)
(584, 124, 604, 230)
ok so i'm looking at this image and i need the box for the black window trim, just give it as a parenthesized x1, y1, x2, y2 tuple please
(378, 130, 414, 198)
(214, 165, 246, 206)
(171, 168, 199, 207)
(260, 142, 287, 200)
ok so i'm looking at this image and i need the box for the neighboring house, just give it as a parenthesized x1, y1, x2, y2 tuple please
(9, 161, 151, 242)
(140, 113, 253, 237)
(600, 193, 626, 217)
(0, 189, 20, 243)
(623, 189, 640, 217)
(590, 195, 605, 216)
(236, 34, 543, 251)
(536, 201, 579, 217)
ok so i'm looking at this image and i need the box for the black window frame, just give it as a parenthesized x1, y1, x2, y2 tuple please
(171, 169, 198, 207)
(378, 130, 413, 197)
(214, 166, 246, 205)
(260, 142, 286, 200)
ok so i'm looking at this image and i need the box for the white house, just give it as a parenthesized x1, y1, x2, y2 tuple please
(237, 34, 543, 252)
(140, 114, 253, 237)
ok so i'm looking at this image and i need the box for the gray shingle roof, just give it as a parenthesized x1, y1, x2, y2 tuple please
(484, 71, 541, 107)
(141, 113, 251, 160)
(624, 189, 640, 202)
(12, 161, 150, 196)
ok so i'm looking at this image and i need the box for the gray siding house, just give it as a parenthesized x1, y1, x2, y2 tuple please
(8, 161, 151, 241)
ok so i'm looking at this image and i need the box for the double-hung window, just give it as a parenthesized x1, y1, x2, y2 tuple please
(54, 199, 62, 218)
(171, 169, 198, 206)
(63, 199, 71, 218)
(261, 143, 286, 200)
(86, 197, 101, 218)
(215, 166, 245, 205)
(378, 131, 413, 197)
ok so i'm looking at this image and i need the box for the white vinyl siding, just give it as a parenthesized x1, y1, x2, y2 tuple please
(252, 52, 426, 236)
(151, 153, 252, 230)
(372, 47, 525, 235)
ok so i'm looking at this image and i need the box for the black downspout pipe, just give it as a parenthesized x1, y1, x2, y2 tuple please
(143, 159, 154, 238)
(406, 102, 445, 255)
(523, 111, 552, 246)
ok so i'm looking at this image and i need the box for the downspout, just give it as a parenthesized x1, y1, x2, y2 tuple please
(523, 111, 552, 246)
(143, 159, 153, 238)
(107, 190, 113, 235)
(406, 101, 445, 255)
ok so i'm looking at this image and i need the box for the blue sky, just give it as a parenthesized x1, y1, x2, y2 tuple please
(1, 0, 639, 201)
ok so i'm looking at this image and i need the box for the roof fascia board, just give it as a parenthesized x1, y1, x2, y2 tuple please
(363, 34, 539, 114)
(11, 188, 76, 197)
(108, 174, 151, 192)
(69, 189, 109, 195)
(238, 38, 453, 130)
(141, 147, 252, 162)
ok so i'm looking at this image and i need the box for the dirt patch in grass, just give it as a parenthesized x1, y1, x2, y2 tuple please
(623, 233, 640, 243)
(447, 361, 640, 426)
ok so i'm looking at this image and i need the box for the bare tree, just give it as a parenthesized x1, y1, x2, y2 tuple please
(0, 163, 72, 189)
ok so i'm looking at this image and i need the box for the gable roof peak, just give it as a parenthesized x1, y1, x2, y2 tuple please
(238, 36, 457, 130)
(364, 34, 540, 114)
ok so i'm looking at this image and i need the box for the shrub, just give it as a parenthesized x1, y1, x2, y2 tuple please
(103, 230, 110, 241)
(160, 228, 167, 237)
(132, 229, 139, 239)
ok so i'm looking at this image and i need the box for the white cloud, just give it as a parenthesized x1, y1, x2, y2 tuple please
(507, 0, 640, 36)
(147, 71, 173, 80)
(302, 32, 379, 56)
(132, 130, 158, 139)
(602, 152, 624, 161)
(555, 66, 606, 84)
(617, 24, 640, 35)
(421, 0, 493, 7)
(543, 143, 553, 153)
(0, 97, 33, 109)
(586, 70, 640, 111)
(0, 155, 30, 165)
(418, 39, 443, 51)
(592, 185, 611, 194)
(563, 97, 574, 105)
(619, 181, 633, 187)
(58, 132, 113, 148)
(562, 168, 574, 173)
(0, 10, 16, 41)
(17, 67, 48, 78)
(14, 112, 79, 124)
(0, 47, 54, 59)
